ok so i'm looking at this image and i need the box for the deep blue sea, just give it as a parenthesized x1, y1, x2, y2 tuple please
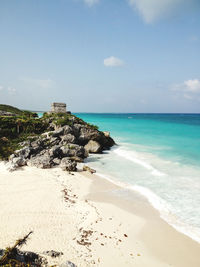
(74, 113, 200, 243)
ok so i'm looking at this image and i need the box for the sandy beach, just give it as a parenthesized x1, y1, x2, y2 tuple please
(0, 163, 200, 267)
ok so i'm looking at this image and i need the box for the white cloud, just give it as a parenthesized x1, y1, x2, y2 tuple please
(171, 79, 200, 100)
(128, 0, 199, 23)
(84, 0, 99, 7)
(20, 77, 54, 89)
(0, 86, 3, 91)
(104, 56, 124, 67)
(8, 87, 17, 95)
(184, 79, 200, 92)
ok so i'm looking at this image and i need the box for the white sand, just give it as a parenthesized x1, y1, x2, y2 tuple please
(0, 163, 200, 266)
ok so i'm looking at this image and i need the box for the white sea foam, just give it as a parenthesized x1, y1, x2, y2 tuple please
(87, 146, 200, 244)
(94, 168, 200, 244)
(113, 147, 166, 176)
(130, 185, 200, 244)
(95, 171, 129, 189)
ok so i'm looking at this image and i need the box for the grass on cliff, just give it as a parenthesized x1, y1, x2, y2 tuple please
(0, 104, 24, 115)
(0, 116, 49, 160)
(0, 104, 38, 117)
(42, 112, 99, 130)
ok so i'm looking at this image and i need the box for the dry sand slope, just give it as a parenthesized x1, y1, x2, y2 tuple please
(0, 163, 200, 267)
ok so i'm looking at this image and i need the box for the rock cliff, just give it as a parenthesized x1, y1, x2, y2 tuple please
(3, 111, 115, 171)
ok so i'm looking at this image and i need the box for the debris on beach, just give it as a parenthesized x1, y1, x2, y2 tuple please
(0, 231, 45, 266)
(0, 231, 77, 267)
(83, 165, 96, 174)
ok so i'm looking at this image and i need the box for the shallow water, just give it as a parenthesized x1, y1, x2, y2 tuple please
(75, 113, 200, 243)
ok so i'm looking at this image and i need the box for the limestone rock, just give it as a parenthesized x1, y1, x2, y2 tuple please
(52, 128, 64, 137)
(52, 158, 61, 165)
(27, 154, 52, 169)
(6, 112, 115, 172)
(84, 140, 101, 153)
(11, 157, 27, 167)
(43, 250, 63, 258)
(83, 165, 96, 174)
(63, 125, 73, 135)
(60, 261, 77, 267)
(61, 134, 76, 144)
(60, 146, 70, 157)
(60, 158, 77, 171)
(103, 131, 110, 137)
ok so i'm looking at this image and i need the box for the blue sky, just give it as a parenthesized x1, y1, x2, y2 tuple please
(0, 0, 200, 112)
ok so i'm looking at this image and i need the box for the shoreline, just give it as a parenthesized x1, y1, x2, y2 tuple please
(85, 143, 200, 245)
(89, 168, 200, 245)
(86, 171, 200, 266)
(0, 164, 200, 266)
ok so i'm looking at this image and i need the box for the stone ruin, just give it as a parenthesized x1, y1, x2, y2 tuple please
(51, 103, 67, 113)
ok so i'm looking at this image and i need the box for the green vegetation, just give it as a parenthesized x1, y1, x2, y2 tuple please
(0, 106, 47, 159)
(0, 104, 38, 117)
(87, 123, 99, 130)
(42, 112, 73, 126)
(0, 116, 48, 160)
(0, 104, 24, 115)
(43, 112, 99, 129)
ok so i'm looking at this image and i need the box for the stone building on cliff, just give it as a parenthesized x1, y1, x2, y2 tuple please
(51, 103, 67, 113)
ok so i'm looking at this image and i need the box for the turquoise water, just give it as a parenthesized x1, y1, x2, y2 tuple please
(37, 112, 44, 118)
(75, 113, 200, 243)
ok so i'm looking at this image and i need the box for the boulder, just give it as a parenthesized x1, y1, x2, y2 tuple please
(52, 158, 61, 165)
(78, 127, 100, 145)
(101, 136, 115, 150)
(11, 157, 27, 167)
(103, 131, 110, 137)
(49, 145, 62, 158)
(52, 128, 64, 137)
(27, 154, 52, 169)
(67, 144, 86, 158)
(83, 165, 96, 174)
(61, 134, 76, 144)
(72, 123, 82, 137)
(60, 158, 77, 171)
(15, 147, 32, 159)
(63, 125, 73, 135)
(84, 140, 101, 153)
(68, 156, 83, 163)
(60, 261, 77, 267)
(60, 146, 70, 157)
(48, 136, 60, 146)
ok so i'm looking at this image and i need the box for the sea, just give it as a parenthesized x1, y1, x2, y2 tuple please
(37, 112, 200, 243)
(75, 113, 200, 243)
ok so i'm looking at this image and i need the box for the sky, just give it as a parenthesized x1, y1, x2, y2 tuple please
(0, 0, 200, 113)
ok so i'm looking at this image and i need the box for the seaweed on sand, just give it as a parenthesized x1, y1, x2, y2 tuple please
(0, 231, 42, 266)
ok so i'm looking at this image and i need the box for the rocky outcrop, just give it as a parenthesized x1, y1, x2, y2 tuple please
(8, 117, 115, 172)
